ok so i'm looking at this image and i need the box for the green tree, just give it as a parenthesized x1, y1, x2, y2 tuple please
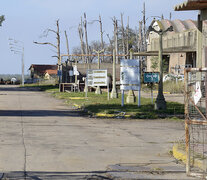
(150, 56, 158, 72)
(0, 15, 5, 26)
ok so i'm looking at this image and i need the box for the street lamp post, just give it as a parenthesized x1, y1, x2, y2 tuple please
(9, 39, 25, 86)
(148, 25, 173, 110)
(93, 49, 104, 94)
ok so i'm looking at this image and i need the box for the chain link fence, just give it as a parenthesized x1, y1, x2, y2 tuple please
(185, 68, 207, 178)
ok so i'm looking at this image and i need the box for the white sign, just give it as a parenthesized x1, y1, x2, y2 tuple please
(69, 70, 74, 76)
(87, 69, 107, 87)
(73, 65, 79, 75)
(120, 59, 140, 91)
(193, 82, 202, 105)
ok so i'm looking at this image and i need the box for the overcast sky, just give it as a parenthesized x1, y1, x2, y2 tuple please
(0, 0, 197, 74)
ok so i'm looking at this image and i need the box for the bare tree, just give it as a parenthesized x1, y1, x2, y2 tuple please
(112, 17, 118, 63)
(142, 2, 146, 51)
(64, 30, 70, 58)
(120, 13, 126, 56)
(83, 13, 89, 64)
(99, 15, 105, 62)
(126, 16, 129, 58)
(34, 20, 61, 66)
(138, 21, 143, 52)
(78, 17, 85, 62)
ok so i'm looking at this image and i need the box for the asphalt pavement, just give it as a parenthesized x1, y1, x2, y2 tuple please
(0, 85, 196, 179)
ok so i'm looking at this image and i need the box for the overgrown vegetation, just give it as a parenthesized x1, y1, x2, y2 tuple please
(142, 81, 184, 94)
(163, 81, 184, 94)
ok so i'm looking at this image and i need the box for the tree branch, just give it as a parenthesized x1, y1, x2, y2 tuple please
(48, 29, 58, 35)
(33, 41, 57, 49)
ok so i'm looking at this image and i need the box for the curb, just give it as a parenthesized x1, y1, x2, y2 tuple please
(74, 104, 82, 109)
(173, 144, 187, 163)
(172, 144, 203, 170)
(95, 113, 131, 118)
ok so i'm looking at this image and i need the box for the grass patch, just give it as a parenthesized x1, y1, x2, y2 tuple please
(26, 84, 184, 119)
(163, 81, 184, 94)
(23, 84, 59, 92)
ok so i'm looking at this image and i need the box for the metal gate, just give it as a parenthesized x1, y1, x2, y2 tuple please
(185, 68, 207, 178)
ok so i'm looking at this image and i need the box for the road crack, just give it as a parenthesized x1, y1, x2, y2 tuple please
(19, 95, 27, 179)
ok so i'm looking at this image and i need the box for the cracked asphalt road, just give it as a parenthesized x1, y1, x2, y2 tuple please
(0, 85, 195, 179)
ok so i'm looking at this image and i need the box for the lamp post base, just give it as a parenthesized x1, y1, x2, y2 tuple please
(111, 89, 118, 99)
(126, 90, 136, 104)
(95, 86, 102, 94)
(154, 97, 166, 110)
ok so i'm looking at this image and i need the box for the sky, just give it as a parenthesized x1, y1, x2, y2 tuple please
(0, 0, 198, 74)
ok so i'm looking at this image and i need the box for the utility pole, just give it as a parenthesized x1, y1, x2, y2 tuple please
(9, 39, 25, 86)
(121, 13, 126, 57)
(22, 47, 25, 86)
(83, 13, 89, 67)
(99, 15, 105, 63)
(149, 24, 173, 110)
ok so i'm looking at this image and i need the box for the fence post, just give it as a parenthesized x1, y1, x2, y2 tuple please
(184, 69, 190, 175)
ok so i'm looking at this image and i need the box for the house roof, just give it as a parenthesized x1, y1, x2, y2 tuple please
(151, 19, 197, 34)
(29, 64, 58, 75)
(174, 0, 207, 11)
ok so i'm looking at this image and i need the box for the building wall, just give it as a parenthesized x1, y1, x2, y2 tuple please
(62, 63, 120, 83)
(169, 53, 186, 74)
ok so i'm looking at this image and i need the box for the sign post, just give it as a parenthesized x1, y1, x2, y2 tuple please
(120, 59, 141, 107)
(86, 69, 108, 99)
(144, 72, 160, 104)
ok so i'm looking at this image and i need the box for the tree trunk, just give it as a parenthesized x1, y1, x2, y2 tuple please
(57, 20, 60, 66)
(121, 13, 126, 58)
(84, 13, 89, 65)
(126, 16, 129, 59)
(78, 17, 85, 62)
(99, 15, 104, 62)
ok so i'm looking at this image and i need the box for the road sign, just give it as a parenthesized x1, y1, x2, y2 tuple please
(87, 69, 107, 87)
(144, 72, 159, 83)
